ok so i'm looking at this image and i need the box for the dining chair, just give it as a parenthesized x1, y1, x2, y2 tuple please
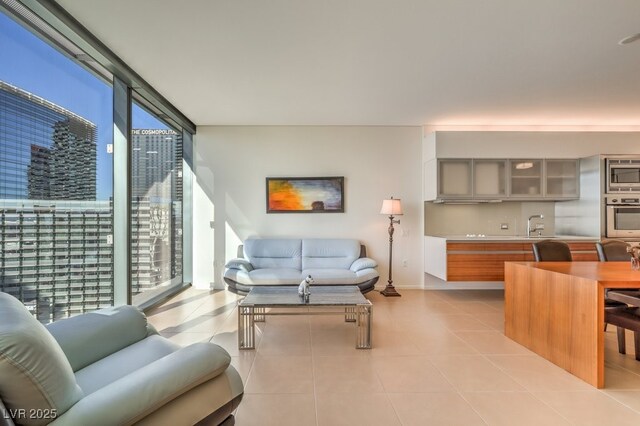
(605, 301, 640, 361)
(596, 240, 632, 262)
(531, 240, 572, 261)
(596, 240, 638, 343)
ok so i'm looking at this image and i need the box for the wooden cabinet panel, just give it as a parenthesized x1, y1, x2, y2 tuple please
(572, 253, 599, 261)
(447, 242, 527, 252)
(447, 253, 525, 281)
(445, 240, 599, 281)
(567, 242, 598, 252)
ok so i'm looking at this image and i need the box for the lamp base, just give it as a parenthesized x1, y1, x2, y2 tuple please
(380, 283, 401, 297)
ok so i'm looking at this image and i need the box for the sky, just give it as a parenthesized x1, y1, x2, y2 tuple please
(0, 11, 170, 200)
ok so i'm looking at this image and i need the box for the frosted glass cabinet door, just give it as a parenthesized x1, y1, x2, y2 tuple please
(510, 159, 543, 197)
(545, 159, 579, 198)
(438, 160, 472, 197)
(473, 160, 507, 198)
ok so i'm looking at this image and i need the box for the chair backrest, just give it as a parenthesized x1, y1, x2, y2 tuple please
(596, 240, 631, 262)
(0, 292, 83, 424)
(532, 240, 572, 261)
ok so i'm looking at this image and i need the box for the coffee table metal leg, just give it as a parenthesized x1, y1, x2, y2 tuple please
(238, 306, 256, 349)
(345, 306, 356, 322)
(356, 304, 372, 349)
(254, 306, 265, 322)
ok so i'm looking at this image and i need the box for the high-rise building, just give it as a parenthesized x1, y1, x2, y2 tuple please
(131, 128, 182, 200)
(0, 81, 97, 200)
(130, 129, 183, 294)
(0, 81, 110, 322)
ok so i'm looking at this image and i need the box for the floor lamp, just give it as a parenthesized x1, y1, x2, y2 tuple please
(380, 197, 402, 297)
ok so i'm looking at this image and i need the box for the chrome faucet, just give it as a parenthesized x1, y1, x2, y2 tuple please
(527, 214, 544, 237)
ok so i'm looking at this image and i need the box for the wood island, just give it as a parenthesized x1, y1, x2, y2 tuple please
(504, 261, 640, 388)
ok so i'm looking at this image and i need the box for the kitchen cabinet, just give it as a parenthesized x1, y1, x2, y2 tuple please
(438, 159, 472, 198)
(509, 159, 543, 197)
(428, 158, 580, 201)
(545, 159, 579, 199)
(474, 159, 507, 198)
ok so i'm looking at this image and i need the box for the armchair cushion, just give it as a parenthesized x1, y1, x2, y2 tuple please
(46, 305, 151, 372)
(350, 257, 378, 272)
(74, 335, 180, 396)
(49, 343, 231, 426)
(0, 293, 83, 425)
(225, 258, 254, 272)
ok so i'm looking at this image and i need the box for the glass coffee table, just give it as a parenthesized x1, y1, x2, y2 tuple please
(237, 285, 373, 349)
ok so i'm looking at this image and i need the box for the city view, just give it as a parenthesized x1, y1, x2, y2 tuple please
(0, 79, 183, 322)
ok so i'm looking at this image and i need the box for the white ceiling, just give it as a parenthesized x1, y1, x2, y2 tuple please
(57, 0, 640, 127)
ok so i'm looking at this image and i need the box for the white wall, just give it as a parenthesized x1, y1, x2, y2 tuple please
(192, 126, 423, 289)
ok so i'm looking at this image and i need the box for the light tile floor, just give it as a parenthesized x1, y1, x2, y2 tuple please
(146, 288, 640, 426)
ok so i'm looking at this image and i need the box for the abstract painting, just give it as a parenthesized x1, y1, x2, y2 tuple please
(266, 177, 344, 213)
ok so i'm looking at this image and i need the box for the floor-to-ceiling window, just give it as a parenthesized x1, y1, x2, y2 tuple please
(0, 3, 192, 321)
(131, 102, 183, 305)
(0, 10, 114, 322)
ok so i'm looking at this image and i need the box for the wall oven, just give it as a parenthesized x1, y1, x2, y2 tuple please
(607, 158, 640, 193)
(606, 196, 640, 238)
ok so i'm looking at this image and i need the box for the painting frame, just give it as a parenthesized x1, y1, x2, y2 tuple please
(266, 176, 345, 213)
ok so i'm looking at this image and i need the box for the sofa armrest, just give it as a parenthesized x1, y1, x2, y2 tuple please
(49, 343, 233, 426)
(225, 258, 254, 272)
(350, 257, 378, 272)
(46, 305, 153, 372)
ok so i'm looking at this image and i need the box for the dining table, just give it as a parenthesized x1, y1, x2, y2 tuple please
(504, 261, 640, 388)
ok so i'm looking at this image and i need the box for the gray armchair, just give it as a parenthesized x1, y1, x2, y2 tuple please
(0, 292, 243, 426)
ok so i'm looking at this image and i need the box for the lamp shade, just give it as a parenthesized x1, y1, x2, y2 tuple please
(380, 198, 403, 215)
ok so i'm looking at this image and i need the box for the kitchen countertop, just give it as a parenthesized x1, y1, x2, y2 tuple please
(426, 235, 600, 242)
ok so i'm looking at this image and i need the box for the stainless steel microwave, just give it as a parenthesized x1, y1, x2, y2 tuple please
(607, 158, 640, 193)
(606, 196, 640, 238)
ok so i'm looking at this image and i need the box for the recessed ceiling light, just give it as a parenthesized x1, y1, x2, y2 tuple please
(619, 33, 640, 45)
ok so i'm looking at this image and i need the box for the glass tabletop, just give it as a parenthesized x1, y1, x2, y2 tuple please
(239, 285, 370, 307)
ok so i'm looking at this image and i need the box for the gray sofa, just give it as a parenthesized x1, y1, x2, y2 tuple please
(224, 238, 379, 294)
(0, 292, 243, 426)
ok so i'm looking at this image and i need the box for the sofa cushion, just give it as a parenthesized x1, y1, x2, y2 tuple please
(226, 268, 303, 285)
(301, 269, 358, 285)
(75, 334, 180, 396)
(0, 293, 83, 425)
(302, 239, 360, 269)
(244, 239, 302, 270)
